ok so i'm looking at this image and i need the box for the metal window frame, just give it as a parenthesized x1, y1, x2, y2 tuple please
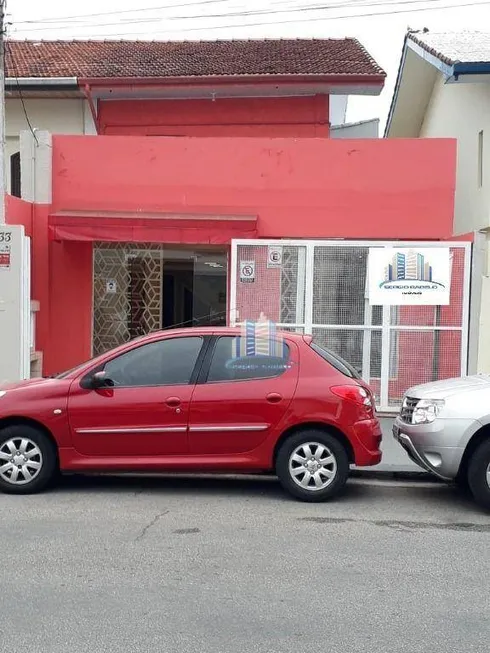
(230, 239, 472, 412)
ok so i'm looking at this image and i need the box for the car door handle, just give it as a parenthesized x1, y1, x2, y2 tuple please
(165, 397, 181, 408)
(266, 393, 283, 403)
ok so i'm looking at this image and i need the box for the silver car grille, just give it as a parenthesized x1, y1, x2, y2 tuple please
(400, 397, 419, 423)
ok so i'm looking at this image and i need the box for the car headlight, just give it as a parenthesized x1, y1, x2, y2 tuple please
(412, 399, 445, 424)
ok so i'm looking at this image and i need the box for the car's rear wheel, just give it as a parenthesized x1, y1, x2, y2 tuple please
(275, 429, 350, 502)
(0, 425, 58, 495)
(467, 439, 490, 510)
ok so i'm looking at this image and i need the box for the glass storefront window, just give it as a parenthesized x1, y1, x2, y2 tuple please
(93, 244, 227, 356)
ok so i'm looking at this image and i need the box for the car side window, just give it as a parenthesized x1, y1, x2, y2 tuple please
(104, 337, 203, 387)
(207, 336, 290, 383)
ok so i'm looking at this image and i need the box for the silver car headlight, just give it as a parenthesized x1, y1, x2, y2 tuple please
(412, 399, 445, 424)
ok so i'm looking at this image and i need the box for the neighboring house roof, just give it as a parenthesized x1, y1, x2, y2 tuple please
(331, 118, 379, 139)
(409, 30, 490, 66)
(331, 118, 380, 129)
(6, 38, 385, 81)
(385, 30, 490, 137)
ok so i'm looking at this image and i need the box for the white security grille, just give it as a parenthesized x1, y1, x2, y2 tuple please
(230, 240, 471, 411)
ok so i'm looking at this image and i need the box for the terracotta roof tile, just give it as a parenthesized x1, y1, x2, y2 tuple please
(6, 38, 385, 79)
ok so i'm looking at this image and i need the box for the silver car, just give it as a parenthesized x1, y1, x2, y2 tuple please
(393, 375, 490, 509)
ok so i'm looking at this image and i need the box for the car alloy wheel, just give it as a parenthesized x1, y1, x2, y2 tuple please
(288, 441, 338, 491)
(0, 437, 43, 486)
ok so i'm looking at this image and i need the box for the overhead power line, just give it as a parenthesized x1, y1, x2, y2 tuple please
(10, 0, 490, 36)
(4, 40, 39, 145)
(10, 0, 472, 30)
(10, 0, 490, 34)
(12, 0, 247, 25)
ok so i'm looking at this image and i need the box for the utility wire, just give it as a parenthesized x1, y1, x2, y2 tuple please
(12, 0, 247, 24)
(10, 0, 473, 33)
(108, 0, 490, 33)
(12, 0, 488, 37)
(4, 40, 39, 145)
(10, 0, 489, 35)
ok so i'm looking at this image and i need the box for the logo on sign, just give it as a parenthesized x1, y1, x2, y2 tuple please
(380, 250, 444, 292)
(368, 248, 451, 306)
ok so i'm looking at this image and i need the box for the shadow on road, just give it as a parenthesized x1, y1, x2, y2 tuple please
(47, 472, 484, 514)
(56, 472, 292, 501)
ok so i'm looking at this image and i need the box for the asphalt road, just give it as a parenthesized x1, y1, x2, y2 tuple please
(2, 474, 490, 653)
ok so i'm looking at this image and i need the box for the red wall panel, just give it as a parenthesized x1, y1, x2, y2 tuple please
(6, 195, 33, 237)
(51, 135, 456, 240)
(98, 96, 329, 137)
(47, 241, 93, 374)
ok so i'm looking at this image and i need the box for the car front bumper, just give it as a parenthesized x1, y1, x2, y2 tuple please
(392, 417, 472, 480)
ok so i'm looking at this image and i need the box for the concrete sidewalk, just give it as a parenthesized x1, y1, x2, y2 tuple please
(354, 414, 427, 476)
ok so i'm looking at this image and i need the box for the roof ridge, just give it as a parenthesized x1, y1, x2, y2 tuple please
(7, 36, 361, 44)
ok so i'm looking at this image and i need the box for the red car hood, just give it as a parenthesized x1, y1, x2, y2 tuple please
(0, 377, 56, 392)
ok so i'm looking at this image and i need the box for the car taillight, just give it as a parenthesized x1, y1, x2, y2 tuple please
(330, 384, 374, 413)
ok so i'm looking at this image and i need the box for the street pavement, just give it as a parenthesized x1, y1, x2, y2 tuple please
(2, 473, 490, 653)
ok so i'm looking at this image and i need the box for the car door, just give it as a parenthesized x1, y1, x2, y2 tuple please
(68, 335, 206, 457)
(188, 335, 299, 455)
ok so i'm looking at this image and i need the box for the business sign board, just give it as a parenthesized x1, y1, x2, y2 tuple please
(368, 248, 451, 305)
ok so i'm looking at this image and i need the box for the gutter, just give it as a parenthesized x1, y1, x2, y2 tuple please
(452, 62, 490, 79)
(78, 73, 386, 88)
(5, 76, 79, 92)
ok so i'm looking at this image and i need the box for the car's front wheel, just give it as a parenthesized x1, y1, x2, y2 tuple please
(0, 425, 58, 495)
(275, 429, 350, 502)
(467, 439, 490, 510)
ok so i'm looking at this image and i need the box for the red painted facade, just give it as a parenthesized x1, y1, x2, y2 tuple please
(6, 95, 458, 380)
(98, 96, 330, 137)
(50, 135, 455, 241)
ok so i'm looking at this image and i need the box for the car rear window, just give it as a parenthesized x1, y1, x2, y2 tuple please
(310, 342, 361, 379)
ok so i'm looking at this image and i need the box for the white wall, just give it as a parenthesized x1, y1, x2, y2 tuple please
(329, 95, 348, 126)
(6, 97, 96, 195)
(420, 76, 490, 235)
(420, 76, 490, 373)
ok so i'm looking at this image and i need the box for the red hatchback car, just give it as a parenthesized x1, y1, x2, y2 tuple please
(0, 327, 381, 501)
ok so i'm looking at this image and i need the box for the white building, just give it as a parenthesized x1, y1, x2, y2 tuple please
(385, 30, 490, 372)
(6, 84, 97, 198)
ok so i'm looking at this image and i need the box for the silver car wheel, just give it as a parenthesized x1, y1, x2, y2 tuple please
(289, 442, 338, 491)
(0, 437, 43, 485)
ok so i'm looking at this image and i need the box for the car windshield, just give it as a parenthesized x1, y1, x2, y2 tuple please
(53, 358, 97, 379)
(310, 341, 361, 379)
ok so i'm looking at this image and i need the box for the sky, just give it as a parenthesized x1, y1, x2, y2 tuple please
(7, 0, 490, 128)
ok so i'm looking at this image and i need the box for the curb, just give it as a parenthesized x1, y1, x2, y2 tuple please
(351, 468, 443, 483)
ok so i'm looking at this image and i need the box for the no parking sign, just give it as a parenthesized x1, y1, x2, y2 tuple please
(239, 260, 255, 283)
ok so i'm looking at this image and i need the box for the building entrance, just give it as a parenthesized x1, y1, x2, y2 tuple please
(93, 243, 227, 355)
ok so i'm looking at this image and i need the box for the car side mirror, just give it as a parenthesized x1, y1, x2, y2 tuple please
(91, 371, 115, 389)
